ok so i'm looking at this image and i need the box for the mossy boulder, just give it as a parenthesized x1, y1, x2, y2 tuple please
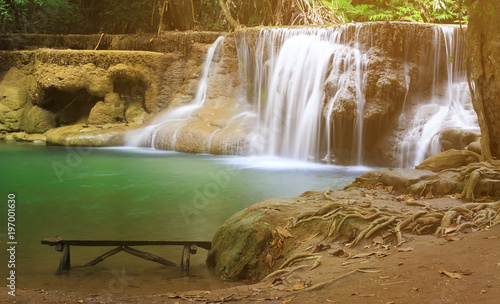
(207, 208, 274, 281)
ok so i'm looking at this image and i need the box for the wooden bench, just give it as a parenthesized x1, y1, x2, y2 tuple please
(41, 237, 211, 275)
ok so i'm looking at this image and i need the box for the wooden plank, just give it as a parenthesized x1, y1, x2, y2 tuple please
(122, 246, 179, 268)
(41, 240, 212, 250)
(84, 246, 123, 267)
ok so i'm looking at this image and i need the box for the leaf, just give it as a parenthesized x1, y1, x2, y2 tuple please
(444, 223, 460, 234)
(439, 270, 462, 279)
(330, 249, 349, 257)
(349, 252, 376, 259)
(373, 236, 384, 245)
(275, 226, 293, 238)
(397, 247, 414, 252)
(293, 284, 306, 291)
(310, 258, 322, 270)
(312, 243, 331, 253)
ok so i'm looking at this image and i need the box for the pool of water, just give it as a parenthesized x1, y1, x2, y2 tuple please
(0, 142, 370, 295)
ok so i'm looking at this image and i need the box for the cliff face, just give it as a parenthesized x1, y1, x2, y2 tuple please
(0, 23, 479, 166)
(0, 33, 223, 145)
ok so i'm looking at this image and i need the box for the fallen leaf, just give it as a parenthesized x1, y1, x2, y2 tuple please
(386, 186, 393, 193)
(293, 284, 306, 291)
(378, 276, 390, 279)
(439, 270, 462, 279)
(351, 292, 359, 296)
(310, 259, 322, 270)
(398, 262, 404, 266)
(386, 302, 395, 304)
(425, 191, 434, 199)
(360, 203, 372, 208)
(312, 243, 331, 253)
(343, 229, 357, 244)
(397, 247, 414, 252)
(480, 290, 487, 294)
(330, 249, 349, 257)
(444, 223, 460, 234)
(486, 236, 499, 239)
(373, 236, 384, 245)
(349, 252, 376, 259)
(276, 226, 294, 238)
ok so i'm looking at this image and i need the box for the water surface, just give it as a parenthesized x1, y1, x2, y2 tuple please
(0, 142, 369, 294)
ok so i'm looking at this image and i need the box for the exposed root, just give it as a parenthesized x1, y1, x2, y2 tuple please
(278, 253, 320, 270)
(304, 268, 380, 291)
(292, 194, 499, 245)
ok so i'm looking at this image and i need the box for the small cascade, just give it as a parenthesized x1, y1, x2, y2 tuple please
(395, 25, 479, 167)
(125, 36, 225, 149)
(125, 22, 478, 167)
(238, 25, 370, 164)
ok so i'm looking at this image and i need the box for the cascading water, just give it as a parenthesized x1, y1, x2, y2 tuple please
(126, 22, 478, 168)
(395, 25, 479, 167)
(125, 36, 226, 149)
(239, 25, 370, 164)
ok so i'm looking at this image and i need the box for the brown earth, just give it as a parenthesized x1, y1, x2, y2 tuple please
(1, 189, 499, 304)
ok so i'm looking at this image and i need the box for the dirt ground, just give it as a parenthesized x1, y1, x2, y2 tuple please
(2, 192, 499, 304)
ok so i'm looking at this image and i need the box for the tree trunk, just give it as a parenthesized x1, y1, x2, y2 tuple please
(218, 0, 240, 30)
(467, 0, 500, 160)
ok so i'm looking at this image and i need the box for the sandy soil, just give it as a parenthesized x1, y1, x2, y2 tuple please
(2, 192, 499, 304)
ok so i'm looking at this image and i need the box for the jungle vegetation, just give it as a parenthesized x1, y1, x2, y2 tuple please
(0, 0, 469, 34)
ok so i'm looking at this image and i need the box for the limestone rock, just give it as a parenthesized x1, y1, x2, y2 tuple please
(44, 124, 134, 146)
(24, 106, 56, 133)
(416, 149, 481, 171)
(88, 93, 125, 125)
(467, 140, 482, 155)
(125, 104, 146, 123)
(437, 128, 480, 152)
(207, 208, 275, 281)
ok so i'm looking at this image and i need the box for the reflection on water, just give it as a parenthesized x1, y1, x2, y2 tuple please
(0, 142, 369, 294)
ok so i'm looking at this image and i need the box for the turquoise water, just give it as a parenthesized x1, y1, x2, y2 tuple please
(0, 142, 369, 294)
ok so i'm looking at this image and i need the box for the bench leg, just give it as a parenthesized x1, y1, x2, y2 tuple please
(56, 244, 70, 275)
(181, 244, 190, 273)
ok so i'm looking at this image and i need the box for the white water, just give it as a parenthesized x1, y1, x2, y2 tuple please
(125, 36, 225, 149)
(395, 26, 479, 167)
(126, 23, 478, 168)
(239, 25, 369, 163)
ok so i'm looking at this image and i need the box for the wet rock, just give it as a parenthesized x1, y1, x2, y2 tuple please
(416, 149, 481, 171)
(45, 124, 134, 146)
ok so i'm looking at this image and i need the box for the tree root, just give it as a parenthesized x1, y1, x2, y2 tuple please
(304, 268, 380, 291)
(278, 253, 320, 270)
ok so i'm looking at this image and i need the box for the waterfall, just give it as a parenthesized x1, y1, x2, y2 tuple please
(126, 23, 478, 168)
(125, 36, 226, 149)
(239, 25, 370, 164)
(395, 25, 479, 167)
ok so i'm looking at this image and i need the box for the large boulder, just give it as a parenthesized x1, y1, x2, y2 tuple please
(416, 149, 481, 171)
(24, 106, 56, 133)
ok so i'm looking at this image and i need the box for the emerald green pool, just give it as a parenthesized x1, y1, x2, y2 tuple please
(0, 142, 369, 294)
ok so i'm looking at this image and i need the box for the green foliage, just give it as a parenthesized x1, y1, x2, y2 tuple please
(342, 0, 467, 24)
